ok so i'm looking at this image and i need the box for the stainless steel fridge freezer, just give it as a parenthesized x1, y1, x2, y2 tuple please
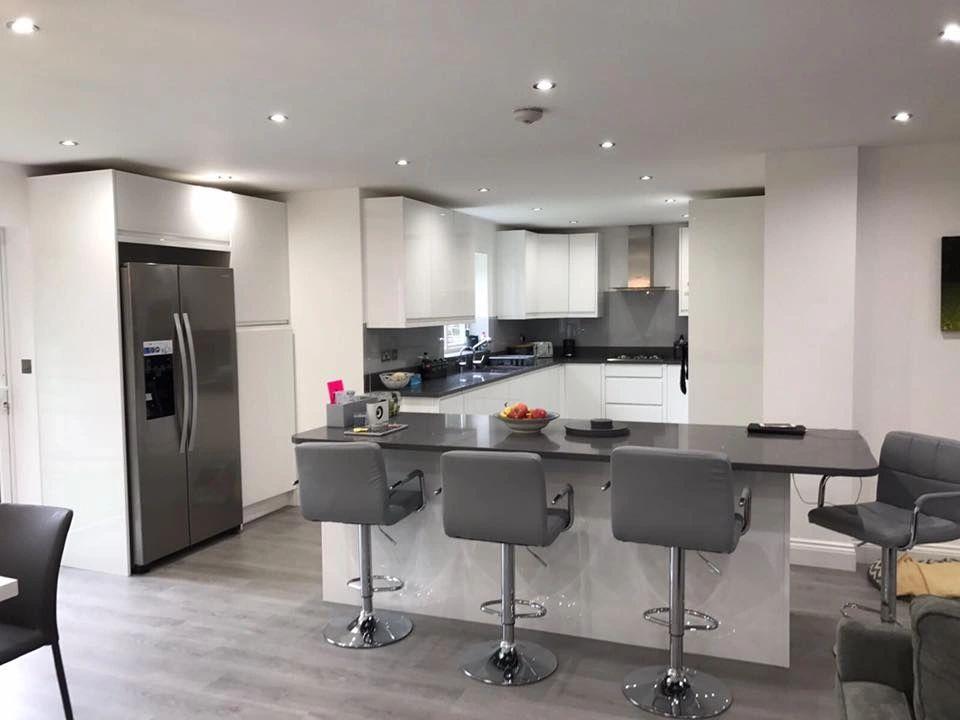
(121, 263, 242, 569)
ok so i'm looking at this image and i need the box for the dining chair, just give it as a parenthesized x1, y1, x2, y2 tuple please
(0, 503, 75, 719)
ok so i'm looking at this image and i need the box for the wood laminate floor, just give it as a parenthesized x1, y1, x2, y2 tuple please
(1, 508, 894, 720)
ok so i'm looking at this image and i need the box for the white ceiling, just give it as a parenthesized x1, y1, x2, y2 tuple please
(1, 1, 959, 227)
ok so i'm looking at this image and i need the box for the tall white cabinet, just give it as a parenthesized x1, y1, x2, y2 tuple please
(30, 170, 296, 574)
(495, 231, 599, 319)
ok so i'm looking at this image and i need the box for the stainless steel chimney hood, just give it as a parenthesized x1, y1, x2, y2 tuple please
(612, 226, 669, 292)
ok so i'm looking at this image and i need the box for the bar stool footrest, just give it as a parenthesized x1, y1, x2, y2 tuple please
(643, 606, 719, 632)
(480, 598, 546, 619)
(347, 574, 404, 593)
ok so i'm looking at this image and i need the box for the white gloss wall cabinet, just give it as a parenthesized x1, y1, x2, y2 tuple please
(236, 326, 297, 509)
(665, 364, 690, 423)
(495, 231, 600, 319)
(678, 225, 690, 317)
(363, 197, 475, 328)
(604, 363, 665, 422)
(564, 363, 604, 419)
(114, 171, 235, 251)
(230, 195, 289, 325)
(29, 170, 130, 574)
(568, 233, 600, 316)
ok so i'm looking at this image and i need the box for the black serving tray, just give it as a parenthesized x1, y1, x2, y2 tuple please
(565, 420, 631, 438)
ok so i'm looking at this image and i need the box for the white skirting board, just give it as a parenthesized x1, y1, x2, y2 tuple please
(790, 538, 857, 571)
(243, 491, 294, 525)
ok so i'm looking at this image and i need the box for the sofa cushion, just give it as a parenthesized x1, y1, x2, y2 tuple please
(912, 596, 960, 720)
(840, 681, 913, 720)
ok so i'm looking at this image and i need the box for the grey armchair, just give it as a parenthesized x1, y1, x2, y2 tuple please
(0, 503, 74, 719)
(836, 596, 960, 720)
(810, 431, 960, 623)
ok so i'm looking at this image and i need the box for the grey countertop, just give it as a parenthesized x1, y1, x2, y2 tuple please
(396, 351, 682, 399)
(292, 413, 878, 476)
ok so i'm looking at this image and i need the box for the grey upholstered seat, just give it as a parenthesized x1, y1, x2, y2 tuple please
(0, 504, 74, 719)
(810, 431, 960, 547)
(294, 441, 424, 649)
(809, 501, 960, 547)
(441, 451, 570, 547)
(296, 441, 423, 526)
(809, 431, 960, 624)
(440, 450, 573, 686)
(608, 446, 750, 718)
(610, 446, 746, 554)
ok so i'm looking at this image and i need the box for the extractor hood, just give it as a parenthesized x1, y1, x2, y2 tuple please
(612, 226, 669, 292)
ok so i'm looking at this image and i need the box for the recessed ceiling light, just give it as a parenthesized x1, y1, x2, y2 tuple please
(267, 113, 288, 123)
(6, 17, 38, 34)
(58, 139, 78, 147)
(891, 111, 913, 123)
(569, 220, 579, 225)
(682, 213, 690, 219)
(665, 198, 678, 204)
(532, 79, 556, 91)
(478, 187, 489, 193)
(639, 175, 653, 181)
(532, 207, 542, 212)
(395, 158, 409, 166)
(940, 23, 960, 43)
(599, 140, 616, 149)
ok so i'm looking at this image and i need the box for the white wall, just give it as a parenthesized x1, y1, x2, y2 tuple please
(688, 196, 765, 425)
(0, 162, 41, 504)
(286, 188, 366, 430)
(764, 148, 861, 569)
(855, 142, 960, 512)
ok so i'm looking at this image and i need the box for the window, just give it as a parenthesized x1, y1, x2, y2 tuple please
(444, 323, 469, 357)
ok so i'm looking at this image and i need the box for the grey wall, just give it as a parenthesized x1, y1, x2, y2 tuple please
(494, 290, 687, 349)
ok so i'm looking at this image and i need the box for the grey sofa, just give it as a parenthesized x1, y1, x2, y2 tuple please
(836, 596, 960, 720)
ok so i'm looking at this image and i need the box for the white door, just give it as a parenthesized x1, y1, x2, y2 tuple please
(0, 230, 12, 502)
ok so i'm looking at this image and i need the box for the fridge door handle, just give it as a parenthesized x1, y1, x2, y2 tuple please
(173, 313, 190, 454)
(183, 312, 200, 452)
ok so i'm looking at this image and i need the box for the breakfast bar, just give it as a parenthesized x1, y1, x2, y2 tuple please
(293, 413, 878, 668)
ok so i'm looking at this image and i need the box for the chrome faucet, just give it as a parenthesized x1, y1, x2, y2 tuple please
(457, 337, 494, 371)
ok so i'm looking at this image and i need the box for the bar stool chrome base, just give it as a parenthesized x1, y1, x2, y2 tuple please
(323, 609, 413, 649)
(460, 640, 558, 686)
(623, 666, 732, 719)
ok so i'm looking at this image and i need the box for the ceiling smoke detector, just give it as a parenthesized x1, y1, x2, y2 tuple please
(513, 107, 544, 124)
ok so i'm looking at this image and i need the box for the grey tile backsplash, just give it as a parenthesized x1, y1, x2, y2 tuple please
(364, 290, 688, 373)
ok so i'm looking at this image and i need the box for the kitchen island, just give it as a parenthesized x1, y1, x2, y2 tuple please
(293, 413, 877, 668)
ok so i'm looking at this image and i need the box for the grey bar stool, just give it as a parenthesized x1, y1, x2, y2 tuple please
(440, 450, 573, 686)
(607, 446, 751, 719)
(809, 431, 960, 624)
(295, 441, 425, 649)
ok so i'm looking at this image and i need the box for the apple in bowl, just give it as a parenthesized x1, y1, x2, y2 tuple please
(495, 403, 558, 433)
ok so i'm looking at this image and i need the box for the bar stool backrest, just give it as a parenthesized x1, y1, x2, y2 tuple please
(441, 451, 547, 546)
(877, 431, 960, 523)
(295, 442, 389, 525)
(610, 446, 738, 554)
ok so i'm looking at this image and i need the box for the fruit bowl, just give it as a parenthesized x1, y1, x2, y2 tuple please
(379, 371, 413, 389)
(493, 406, 559, 433)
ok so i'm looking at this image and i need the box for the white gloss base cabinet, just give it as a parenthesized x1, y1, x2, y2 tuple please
(400, 365, 564, 416)
(604, 363, 665, 422)
(236, 326, 297, 508)
(322, 451, 791, 668)
(665, 364, 690, 423)
(563, 364, 604, 419)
